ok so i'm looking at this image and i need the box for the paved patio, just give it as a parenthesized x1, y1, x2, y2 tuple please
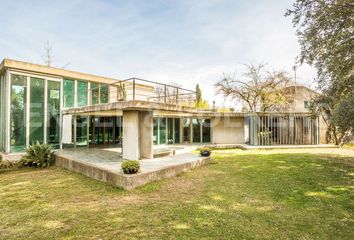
(54, 146, 211, 190)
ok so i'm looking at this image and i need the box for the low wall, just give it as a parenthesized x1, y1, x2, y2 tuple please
(55, 155, 211, 190)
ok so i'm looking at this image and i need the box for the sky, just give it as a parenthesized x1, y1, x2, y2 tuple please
(0, 0, 317, 108)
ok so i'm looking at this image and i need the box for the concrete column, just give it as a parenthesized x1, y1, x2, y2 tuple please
(139, 111, 153, 159)
(122, 110, 153, 160)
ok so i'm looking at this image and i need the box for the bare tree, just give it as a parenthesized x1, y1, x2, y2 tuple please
(42, 41, 53, 67)
(215, 64, 291, 112)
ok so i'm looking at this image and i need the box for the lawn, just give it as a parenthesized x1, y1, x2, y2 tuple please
(0, 149, 353, 239)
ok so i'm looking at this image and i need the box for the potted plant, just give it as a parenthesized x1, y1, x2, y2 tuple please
(121, 160, 140, 174)
(199, 147, 211, 157)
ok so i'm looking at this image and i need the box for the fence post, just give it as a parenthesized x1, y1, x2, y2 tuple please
(164, 85, 167, 103)
(176, 88, 179, 105)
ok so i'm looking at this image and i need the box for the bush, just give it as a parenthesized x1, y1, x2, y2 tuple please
(121, 160, 140, 174)
(20, 141, 55, 168)
(199, 147, 212, 157)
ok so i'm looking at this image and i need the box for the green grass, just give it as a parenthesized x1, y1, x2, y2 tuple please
(0, 149, 353, 239)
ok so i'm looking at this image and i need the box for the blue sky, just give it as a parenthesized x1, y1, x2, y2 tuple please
(0, 0, 316, 107)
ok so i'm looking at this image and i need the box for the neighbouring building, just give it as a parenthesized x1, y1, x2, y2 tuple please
(0, 59, 327, 161)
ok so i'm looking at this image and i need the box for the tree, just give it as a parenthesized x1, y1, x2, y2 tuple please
(195, 84, 202, 108)
(286, 0, 354, 144)
(215, 64, 291, 112)
(333, 91, 354, 144)
(285, 0, 353, 95)
(41, 41, 53, 67)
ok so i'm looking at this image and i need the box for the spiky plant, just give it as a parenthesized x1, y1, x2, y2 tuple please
(21, 141, 55, 167)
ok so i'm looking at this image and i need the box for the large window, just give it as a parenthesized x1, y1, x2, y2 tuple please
(10, 74, 27, 152)
(76, 116, 88, 147)
(77, 81, 88, 107)
(91, 83, 99, 105)
(100, 84, 108, 104)
(174, 118, 180, 144)
(47, 81, 60, 148)
(167, 118, 174, 144)
(159, 118, 167, 145)
(202, 119, 211, 143)
(29, 77, 45, 144)
(63, 79, 74, 108)
(192, 119, 201, 143)
(183, 118, 191, 143)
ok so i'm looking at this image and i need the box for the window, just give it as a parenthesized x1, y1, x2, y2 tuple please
(77, 81, 88, 107)
(91, 82, 99, 105)
(304, 101, 311, 109)
(174, 118, 180, 144)
(153, 118, 158, 145)
(192, 119, 201, 143)
(159, 118, 167, 144)
(202, 119, 211, 143)
(183, 118, 191, 143)
(29, 77, 45, 144)
(47, 81, 60, 148)
(63, 79, 74, 108)
(10, 74, 27, 152)
(100, 84, 108, 104)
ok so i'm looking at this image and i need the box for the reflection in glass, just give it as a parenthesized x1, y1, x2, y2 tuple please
(100, 84, 108, 103)
(192, 119, 201, 143)
(10, 74, 27, 152)
(159, 118, 166, 144)
(91, 83, 99, 105)
(183, 118, 191, 143)
(47, 81, 60, 148)
(77, 81, 88, 107)
(29, 77, 45, 144)
(202, 119, 211, 143)
(63, 79, 74, 108)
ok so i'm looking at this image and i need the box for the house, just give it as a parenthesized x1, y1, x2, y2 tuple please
(0, 59, 327, 161)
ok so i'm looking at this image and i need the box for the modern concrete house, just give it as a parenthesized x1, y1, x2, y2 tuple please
(0, 59, 326, 161)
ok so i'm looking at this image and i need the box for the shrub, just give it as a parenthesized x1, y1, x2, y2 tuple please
(121, 160, 140, 174)
(199, 147, 212, 157)
(20, 141, 55, 168)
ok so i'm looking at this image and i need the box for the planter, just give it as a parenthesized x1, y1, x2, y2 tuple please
(200, 151, 211, 157)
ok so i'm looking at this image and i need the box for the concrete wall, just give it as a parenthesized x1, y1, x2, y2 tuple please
(122, 110, 153, 160)
(319, 116, 328, 144)
(139, 111, 153, 159)
(211, 116, 245, 144)
(122, 111, 140, 160)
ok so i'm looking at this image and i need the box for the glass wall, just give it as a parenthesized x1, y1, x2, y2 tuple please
(167, 118, 174, 144)
(76, 116, 88, 147)
(47, 81, 60, 148)
(159, 118, 167, 145)
(192, 119, 201, 143)
(153, 118, 158, 145)
(10, 74, 27, 152)
(63, 79, 74, 108)
(100, 84, 108, 104)
(183, 118, 191, 143)
(202, 119, 211, 143)
(91, 83, 99, 105)
(77, 81, 88, 107)
(174, 118, 180, 144)
(29, 77, 45, 144)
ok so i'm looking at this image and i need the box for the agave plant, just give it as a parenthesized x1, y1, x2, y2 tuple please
(21, 141, 55, 167)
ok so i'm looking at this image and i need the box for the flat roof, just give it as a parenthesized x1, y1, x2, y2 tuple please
(62, 100, 314, 117)
(0, 58, 121, 84)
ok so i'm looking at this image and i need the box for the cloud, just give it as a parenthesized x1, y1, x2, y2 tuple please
(0, 0, 316, 107)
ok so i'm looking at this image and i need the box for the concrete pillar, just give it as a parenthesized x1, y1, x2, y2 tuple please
(139, 111, 153, 159)
(122, 110, 153, 160)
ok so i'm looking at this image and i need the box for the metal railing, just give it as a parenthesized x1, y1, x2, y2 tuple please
(109, 77, 197, 107)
